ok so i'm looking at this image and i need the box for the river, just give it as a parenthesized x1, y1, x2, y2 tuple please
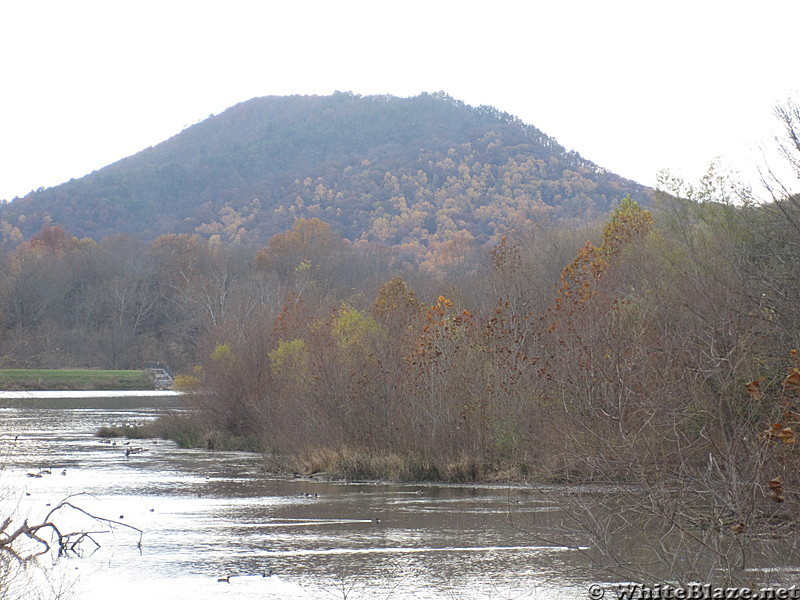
(0, 396, 792, 599)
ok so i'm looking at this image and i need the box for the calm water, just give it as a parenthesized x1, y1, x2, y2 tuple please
(8, 397, 788, 599)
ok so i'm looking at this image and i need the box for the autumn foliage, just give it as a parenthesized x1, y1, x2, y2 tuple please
(2, 189, 800, 516)
(4, 99, 800, 587)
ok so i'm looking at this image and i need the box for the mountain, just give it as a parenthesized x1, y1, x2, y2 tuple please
(0, 92, 651, 247)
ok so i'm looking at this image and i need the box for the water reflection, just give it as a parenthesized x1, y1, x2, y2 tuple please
(0, 403, 595, 599)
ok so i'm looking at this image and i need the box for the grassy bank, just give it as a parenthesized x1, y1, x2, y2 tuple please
(0, 369, 153, 391)
(97, 416, 531, 483)
(97, 415, 262, 453)
(282, 447, 530, 483)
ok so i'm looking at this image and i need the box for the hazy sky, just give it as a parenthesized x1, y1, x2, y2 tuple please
(1, 1, 798, 202)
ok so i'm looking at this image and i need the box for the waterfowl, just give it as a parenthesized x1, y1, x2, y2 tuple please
(217, 575, 231, 583)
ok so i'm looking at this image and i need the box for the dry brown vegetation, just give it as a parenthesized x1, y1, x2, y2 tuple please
(3, 99, 800, 588)
(182, 132, 800, 584)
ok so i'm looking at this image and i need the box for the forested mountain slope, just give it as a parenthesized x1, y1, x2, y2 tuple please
(0, 92, 650, 248)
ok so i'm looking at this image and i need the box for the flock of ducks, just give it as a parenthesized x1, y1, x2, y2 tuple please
(99, 437, 149, 457)
(26, 467, 67, 477)
(23, 435, 154, 478)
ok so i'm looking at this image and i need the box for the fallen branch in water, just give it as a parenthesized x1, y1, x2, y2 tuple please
(0, 494, 142, 560)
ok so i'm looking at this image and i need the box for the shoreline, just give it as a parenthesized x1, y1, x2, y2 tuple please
(0, 390, 183, 399)
(0, 390, 184, 410)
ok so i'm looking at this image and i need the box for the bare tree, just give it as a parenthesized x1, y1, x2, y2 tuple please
(1, 494, 142, 599)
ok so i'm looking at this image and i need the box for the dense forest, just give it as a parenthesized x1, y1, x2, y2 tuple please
(0, 92, 649, 259)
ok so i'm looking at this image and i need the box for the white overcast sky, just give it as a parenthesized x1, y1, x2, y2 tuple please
(1, 0, 798, 202)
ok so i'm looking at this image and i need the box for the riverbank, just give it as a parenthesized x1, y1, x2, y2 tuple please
(0, 369, 153, 391)
(99, 415, 534, 483)
(97, 414, 262, 454)
(4, 402, 605, 600)
(280, 446, 530, 483)
(0, 390, 182, 410)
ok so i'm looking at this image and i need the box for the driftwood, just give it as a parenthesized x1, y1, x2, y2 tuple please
(0, 495, 142, 560)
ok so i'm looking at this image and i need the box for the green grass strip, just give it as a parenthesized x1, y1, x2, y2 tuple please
(0, 369, 153, 391)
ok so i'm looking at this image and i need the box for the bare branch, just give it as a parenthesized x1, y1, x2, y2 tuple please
(0, 496, 143, 561)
